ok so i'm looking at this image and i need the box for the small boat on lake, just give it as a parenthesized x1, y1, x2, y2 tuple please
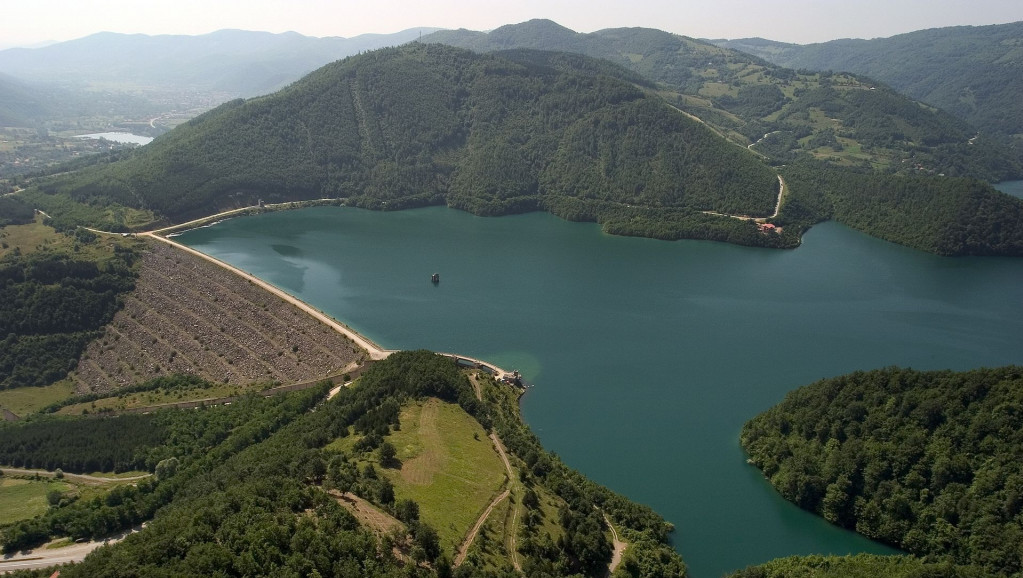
(431, 273, 440, 284)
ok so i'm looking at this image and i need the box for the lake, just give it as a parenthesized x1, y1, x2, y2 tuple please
(177, 184, 1023, 577)
(75, 132, 153, 145)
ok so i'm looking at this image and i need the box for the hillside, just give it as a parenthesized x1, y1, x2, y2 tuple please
(0, 28, 439, 98)
(32, 42, 793, 248)
(0, 73, 49, 126)
(424, 20, 1020, 182)
(741, 366, 1023, 576)
(0, 351, 687, 577)
(714, 21, 1023, 153)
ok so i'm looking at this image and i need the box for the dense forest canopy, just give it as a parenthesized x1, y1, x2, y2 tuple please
(777, 160, 1023, 256)
(741, 366, 1023, 576)
(0, 245, 137, 389)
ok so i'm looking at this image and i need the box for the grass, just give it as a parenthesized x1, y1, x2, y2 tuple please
(378, 398, 507, 555)
(57, 381, 262, 415)
(0, 478, 70, 524)
(0, 380, 75, 417)
(0, 218, 61, 258)
(81, 471, 150, 480)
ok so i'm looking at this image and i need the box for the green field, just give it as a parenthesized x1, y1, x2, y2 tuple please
(57, 381, 264, 415)
(0, 381, 75, 417)
(380, 398, 506, 553)
(0, 477, 70, 524)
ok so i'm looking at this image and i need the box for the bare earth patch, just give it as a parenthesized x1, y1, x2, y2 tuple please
(330, 490, 404, 537)
(70, 240, 363, 394)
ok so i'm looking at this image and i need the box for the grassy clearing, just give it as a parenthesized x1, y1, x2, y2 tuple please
(0, 478, 70, 524)
(0, 218, 62, 258)
(0, 381, 75, 417)
(380, 398, 506, 554)
(57, 381, 263, 415)
(81, 471, 150, 480)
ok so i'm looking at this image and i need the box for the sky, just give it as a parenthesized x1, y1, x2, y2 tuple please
(2, 0, 1021, 49)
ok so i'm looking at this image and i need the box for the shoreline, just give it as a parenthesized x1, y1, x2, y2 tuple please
(144, 231, 519, 380)
(143, 232, 394, 361)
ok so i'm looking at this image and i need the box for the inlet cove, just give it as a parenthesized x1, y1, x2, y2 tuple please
(177, 190, 1023, 577)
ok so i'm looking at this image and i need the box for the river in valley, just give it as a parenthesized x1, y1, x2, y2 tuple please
(177, 183, 1023, 577)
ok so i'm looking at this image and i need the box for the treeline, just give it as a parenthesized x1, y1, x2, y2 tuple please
(2, 385, 327, 554)
(777, 160, 1023, 256)
(0, 196, 35, 227)
(544, 195, 801, 249)
(0, 413, 165, 473)
(728, 553, 986, 578)
(28, 43, 780, 244)
(0, 247, 137, 388)
(741, 366, 1023, 576)
(0, 375, 252, 473)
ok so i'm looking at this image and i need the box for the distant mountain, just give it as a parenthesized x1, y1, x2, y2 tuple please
(0, 72, 49, 125)
(714, 22, 1023, 145)
(0, 28, 440, 97)
(423, 20, 1020, 182)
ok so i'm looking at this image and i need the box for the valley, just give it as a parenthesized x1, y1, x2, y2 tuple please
(2, 14, 1023, 578)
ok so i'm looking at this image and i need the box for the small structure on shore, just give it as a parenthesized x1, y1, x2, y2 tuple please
(431, 273, 440, 284)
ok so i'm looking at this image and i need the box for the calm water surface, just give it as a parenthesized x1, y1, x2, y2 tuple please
(75, 132, 153, 145)
(178, 190, 1023, 577)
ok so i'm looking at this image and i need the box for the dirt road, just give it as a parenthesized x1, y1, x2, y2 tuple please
(0, 468, 150, 484)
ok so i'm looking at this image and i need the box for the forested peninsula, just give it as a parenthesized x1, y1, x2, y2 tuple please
(741, 366, 1023, 576)
(1, 350, 687, 577)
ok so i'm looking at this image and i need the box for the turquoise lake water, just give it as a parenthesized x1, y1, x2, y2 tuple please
(177, 182, 1023, 577)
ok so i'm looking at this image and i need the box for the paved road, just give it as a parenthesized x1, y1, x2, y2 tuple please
(0, 526, 142, 574)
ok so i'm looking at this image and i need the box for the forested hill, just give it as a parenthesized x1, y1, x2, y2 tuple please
(424, 19, 1020, 182)
(0, 73, 48, 126)
(33, 42, 789, 246)
(741, 366, 1023, 576)
(714, 21, 1023, 148)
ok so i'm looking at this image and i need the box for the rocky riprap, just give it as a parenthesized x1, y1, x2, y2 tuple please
(71, 241, 363, 394)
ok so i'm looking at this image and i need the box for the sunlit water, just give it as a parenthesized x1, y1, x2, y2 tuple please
(178, 182, 1023, 577)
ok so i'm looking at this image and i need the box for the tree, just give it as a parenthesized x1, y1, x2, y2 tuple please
(378, 441, 398, 467)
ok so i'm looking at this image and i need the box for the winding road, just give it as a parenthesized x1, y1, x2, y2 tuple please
(701, 174, 786, 223)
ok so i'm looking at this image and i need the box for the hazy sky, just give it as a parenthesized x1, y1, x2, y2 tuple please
(3, 0, 1021, 49)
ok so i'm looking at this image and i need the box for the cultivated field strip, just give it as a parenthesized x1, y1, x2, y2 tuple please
(71, 241, 362, 394)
